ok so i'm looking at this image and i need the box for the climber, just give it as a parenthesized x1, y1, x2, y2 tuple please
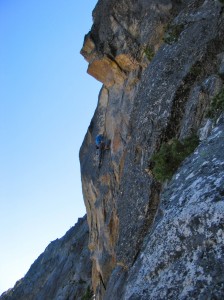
(95, 134, 110, 168)
(95, 134, 104, 149)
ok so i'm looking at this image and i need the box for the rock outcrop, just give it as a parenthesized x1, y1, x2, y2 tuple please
(0, 216, 92, 300)
(106, 122, 224, 299)
(80, 0, 224, 298)
(2, 1, 224, 299)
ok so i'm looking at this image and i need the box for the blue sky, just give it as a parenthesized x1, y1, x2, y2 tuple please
(0, 0, 100, 294)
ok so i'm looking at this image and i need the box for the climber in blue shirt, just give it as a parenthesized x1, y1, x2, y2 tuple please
(95, 134, 110, 168)
(95, 134, 104, 149)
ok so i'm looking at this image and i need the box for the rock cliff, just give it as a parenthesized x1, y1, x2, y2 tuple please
(1, 1, 224, 299)
(80, 0, 224, 298)
(0, 216, 92, 300)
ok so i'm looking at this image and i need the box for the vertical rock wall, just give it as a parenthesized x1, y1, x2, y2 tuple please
(80, 0, 224, 298)
(121, 123, 224, 300)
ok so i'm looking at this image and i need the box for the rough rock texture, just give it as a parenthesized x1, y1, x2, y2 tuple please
(0, 216, 92, 300)
(80, 0, 224, 298)
(110, 123, 224, 299)
(2, 1, 224, 299)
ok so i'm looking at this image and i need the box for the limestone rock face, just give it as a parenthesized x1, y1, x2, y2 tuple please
(0, 216, 92, 300)
(80, 0, 224, 298)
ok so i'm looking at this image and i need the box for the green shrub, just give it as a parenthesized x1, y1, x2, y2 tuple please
(206, 88, 224, 118)
(144, 46, 155, 61)
(163, 24, 184, 45)
(81, 286, 94, 300)
(189, 64, 202, 77)
(151, 135, 199, 182)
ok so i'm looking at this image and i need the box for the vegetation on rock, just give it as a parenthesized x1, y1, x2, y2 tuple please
(206, 88, 224, 118)
(189, 63, 202, 78)
(81, 286, 94, 300)
(151, 135, 199, 181)
(163, 24, 184, 45)
(144, 46, 155, 61)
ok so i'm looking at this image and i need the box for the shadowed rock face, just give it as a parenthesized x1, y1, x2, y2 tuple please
(80, 0, 224, 298)
(0, 216, 92, 300)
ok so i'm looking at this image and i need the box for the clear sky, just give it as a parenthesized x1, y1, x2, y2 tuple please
(0, 0, 100, 294)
